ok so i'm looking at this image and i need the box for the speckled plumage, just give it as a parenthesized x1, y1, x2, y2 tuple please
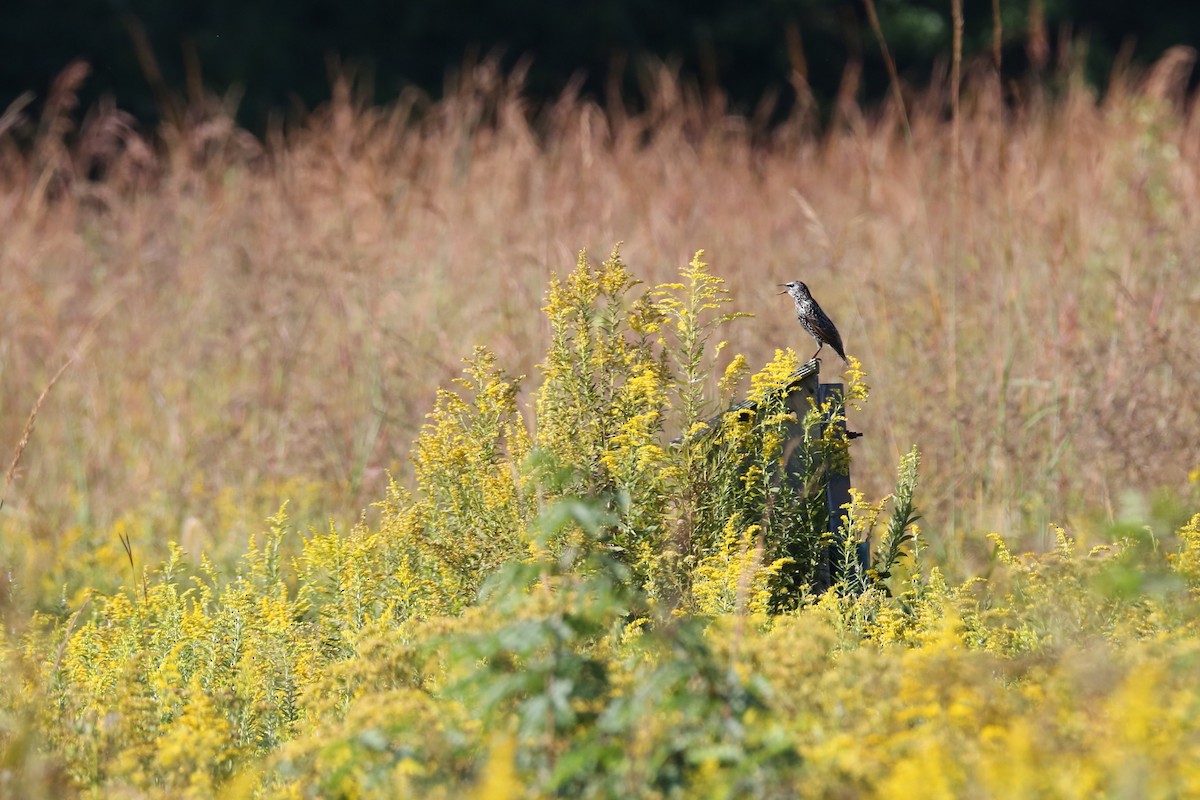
(779, 281, 848, 364)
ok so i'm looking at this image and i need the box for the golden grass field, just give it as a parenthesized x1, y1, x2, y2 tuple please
(4, 55, 1198, 578)
(2, 52, 1200, 798)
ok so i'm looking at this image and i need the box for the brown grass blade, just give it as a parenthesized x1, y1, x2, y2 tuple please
(1, 357, 74, 513)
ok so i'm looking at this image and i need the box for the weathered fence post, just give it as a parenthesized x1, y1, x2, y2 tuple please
(688, 357, 867, 598)
(780, 360, 866, 593)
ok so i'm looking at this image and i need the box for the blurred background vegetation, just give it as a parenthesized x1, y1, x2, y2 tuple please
(3, 0, 1200, 129)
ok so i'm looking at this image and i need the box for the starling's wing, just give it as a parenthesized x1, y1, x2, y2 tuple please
(813, 305, 849, 363)
(829, 328, 848, 363)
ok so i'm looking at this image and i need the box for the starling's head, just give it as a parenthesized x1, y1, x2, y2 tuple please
(778, 281, 810, 299)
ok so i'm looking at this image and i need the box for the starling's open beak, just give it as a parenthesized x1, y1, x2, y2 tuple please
(777, 285, 790, 295)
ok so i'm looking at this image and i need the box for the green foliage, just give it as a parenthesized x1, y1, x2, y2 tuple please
(1169, 513, 1200, 592)
(410, 345, 533, 603)
(872, 446, 922, 584)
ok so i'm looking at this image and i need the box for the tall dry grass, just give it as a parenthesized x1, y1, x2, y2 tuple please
(1, 53, 1199, 572)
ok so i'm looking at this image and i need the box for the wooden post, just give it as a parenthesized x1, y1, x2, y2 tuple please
(686, 357, 865, 597)
(780, 360, 866, 593)
(817, 380, 868, 589)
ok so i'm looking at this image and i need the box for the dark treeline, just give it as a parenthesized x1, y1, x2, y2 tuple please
(3, 0, 1199, 131)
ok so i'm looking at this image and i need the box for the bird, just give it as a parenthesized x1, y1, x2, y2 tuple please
(778, 281, 848, 364)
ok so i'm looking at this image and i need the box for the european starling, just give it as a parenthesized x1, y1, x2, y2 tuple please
(779, 281, 848, 364)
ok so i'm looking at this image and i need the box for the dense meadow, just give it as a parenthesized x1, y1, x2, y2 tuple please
(2, 52, 1200, 797)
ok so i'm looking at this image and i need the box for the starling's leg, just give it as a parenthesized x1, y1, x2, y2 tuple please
(811, 344, 823, 361)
